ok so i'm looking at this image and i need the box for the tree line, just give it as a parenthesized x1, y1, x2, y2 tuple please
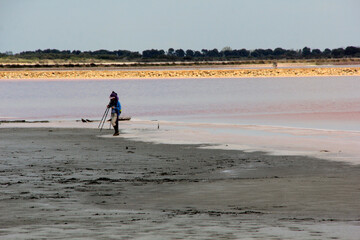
(1, 46, 360, 61)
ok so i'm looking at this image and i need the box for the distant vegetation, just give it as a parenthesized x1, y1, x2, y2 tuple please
(1, 46, 360, 66)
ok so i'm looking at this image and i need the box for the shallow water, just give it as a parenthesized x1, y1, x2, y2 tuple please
(1, 76, 360, 163)
(1, 76, 360, 129)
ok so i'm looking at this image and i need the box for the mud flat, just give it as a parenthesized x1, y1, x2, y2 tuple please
(0, 67, 359, 79)
(0, 127, 359, 239)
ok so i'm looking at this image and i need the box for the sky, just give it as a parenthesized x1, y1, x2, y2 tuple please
(0, 0, 359, 53)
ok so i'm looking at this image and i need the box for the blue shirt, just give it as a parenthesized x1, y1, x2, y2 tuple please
(109, 99, 121, 115)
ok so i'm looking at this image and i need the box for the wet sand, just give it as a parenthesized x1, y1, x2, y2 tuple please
(0, 128, 359, 239)
(1, 67, 359, 79)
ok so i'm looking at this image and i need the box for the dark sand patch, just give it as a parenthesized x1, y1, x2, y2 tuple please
(0, 128, 359, 239)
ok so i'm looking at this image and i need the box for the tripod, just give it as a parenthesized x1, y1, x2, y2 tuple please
(98, 107, 110, 132)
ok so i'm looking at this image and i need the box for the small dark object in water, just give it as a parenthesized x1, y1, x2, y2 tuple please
(0, 120, 26, 123)
(119, 117, 131, 121)
(81, 118, 94, 123)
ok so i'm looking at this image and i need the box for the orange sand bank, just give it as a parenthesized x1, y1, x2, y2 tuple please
(1, 67, 359, 79)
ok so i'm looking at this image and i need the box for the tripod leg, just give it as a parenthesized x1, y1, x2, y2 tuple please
(100, 108, 109, 132)
(98, 108, 108, 128)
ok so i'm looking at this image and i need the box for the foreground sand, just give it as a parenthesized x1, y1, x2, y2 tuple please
(1, 67, 360, 79)
(0, 128, 359, 239)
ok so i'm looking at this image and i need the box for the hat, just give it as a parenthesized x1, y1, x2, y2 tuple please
(109, 91, 117, 99)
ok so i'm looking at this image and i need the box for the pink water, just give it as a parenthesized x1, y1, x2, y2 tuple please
(1, 76, 359, 127)
(1, 76, 360, 163)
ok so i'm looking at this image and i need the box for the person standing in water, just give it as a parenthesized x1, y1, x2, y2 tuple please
(107, 91, 121, 136)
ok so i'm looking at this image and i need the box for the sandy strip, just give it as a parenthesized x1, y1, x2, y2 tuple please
(1, 67, 360, 79)
(0, 127, 359, 239)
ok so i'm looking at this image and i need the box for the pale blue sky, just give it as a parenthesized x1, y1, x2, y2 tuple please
(0, 0, 359, 53)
